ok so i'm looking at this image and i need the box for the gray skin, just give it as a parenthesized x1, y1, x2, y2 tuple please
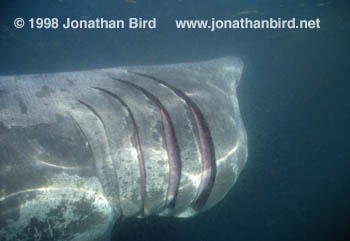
(0, 57, 248, 241)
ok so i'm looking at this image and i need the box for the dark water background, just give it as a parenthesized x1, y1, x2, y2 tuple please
(0, 0, 349, 241)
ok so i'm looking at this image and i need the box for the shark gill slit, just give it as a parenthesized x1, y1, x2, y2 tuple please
(92, 87, 146, 216)
(77, 99, 122, 214)
(129, 71, 217, 211)
(111, 77, 181, 210)
(67, 113, 95, 167)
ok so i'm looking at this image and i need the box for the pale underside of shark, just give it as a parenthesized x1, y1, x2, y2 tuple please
(0, 56, 248, 241)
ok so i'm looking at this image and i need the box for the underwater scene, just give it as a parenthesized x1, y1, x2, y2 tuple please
(0, 0, 349, 241)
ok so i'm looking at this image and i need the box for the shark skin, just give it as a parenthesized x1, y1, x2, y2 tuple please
(0, 56, 248, 241)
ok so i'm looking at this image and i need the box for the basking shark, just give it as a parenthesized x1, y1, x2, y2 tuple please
(0, 57, 248, 241)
